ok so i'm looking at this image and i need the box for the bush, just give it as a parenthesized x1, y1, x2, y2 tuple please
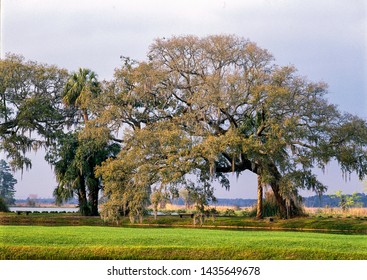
(0, 196, 10, 212)
(262, 200, 280, 217)
(239, 209, 251, 217)
(223, 208, 236, 216)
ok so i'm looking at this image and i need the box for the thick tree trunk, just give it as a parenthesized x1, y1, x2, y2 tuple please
(269, 181, 288, 218)
(266, 162, 302, 218)
(256, 175, 263, 219)
(269, 180, 303, 218)
(77, 176, 90, 216)
(88, 184, 100, 216)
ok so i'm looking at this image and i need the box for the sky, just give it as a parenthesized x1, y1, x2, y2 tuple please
(0, 0, 366, 199)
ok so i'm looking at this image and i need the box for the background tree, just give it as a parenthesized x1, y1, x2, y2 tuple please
(331, 190, 362, 211)
(0, 159, 17, 205)
(150, 189, 170, 219)
(179, 188, 194, 210)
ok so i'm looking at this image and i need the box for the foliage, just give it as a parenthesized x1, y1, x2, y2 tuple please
(46, 130, 120, 216)
(0, 160, 17, 205)
(330, 190, 362, 211)
(0, 54, 71, 170)
(2, 37, 367, 222)
(94, 35, 367, 220)
(223, 208, 236, 216)
(63, 68, 100, 124)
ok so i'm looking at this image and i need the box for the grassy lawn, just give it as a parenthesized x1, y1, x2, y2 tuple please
(1, 225, 367, 260)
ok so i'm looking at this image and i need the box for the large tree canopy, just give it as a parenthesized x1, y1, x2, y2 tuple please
(96, 35, 367, 219)
(0, 54, 72, 170)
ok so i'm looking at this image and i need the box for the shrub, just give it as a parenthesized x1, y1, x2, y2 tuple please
(262, 191, 281, 217)
(240, 209, 251, 217)
(223, 208, 236, 216)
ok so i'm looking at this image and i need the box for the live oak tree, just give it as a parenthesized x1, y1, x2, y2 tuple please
(96, 35, 367, 220)
(0, 54, 71, 170)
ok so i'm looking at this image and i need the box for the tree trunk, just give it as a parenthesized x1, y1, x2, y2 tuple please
(88, 180, 100, 216)
(77, 176, 90, 216)
(256, 175, 263, 219)
(266, 162, 302, 218)
(1, 89, 7, 123)
(269, 181, 288, 218)
(216, 156, 303, 218)
(82, 109, 89, 124)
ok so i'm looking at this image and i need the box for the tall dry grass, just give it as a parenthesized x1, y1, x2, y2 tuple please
(156, 203, 367, 218)
(305, 207, 367, 217)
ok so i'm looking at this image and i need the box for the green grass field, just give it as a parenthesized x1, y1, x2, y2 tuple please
(1, 225, 367, 260)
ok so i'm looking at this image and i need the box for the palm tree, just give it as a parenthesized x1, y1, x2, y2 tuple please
(56, 69, 102, 215)
(63, 68, 100, 124)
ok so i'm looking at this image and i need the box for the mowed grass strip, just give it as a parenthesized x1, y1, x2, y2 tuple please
(1, 226, 367, 260)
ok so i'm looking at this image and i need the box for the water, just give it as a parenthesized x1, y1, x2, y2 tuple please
(9, 206, 78, 213)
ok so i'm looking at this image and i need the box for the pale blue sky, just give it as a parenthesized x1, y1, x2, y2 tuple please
(1, 0, 366, 199)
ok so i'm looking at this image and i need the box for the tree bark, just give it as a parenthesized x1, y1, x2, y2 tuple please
(267, 162, 303, 218)
(256, 175, 263, 219)
(77, 175, 90, 216)
(87, 169, 100, 216)
(88, 183, 100, 216)
(82, 109, 89, 124)
(269, 181, 288, 218)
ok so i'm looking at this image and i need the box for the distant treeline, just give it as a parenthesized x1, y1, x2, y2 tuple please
(15, 194, 367, 208)
(302, 193, 367, 208)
